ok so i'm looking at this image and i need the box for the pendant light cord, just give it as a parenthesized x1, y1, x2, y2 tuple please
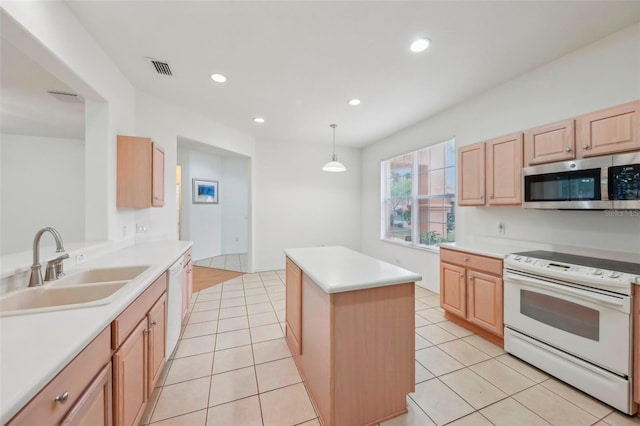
(331, 123, 337, 159)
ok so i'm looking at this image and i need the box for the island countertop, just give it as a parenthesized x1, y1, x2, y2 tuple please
(284, 246, 422, 293)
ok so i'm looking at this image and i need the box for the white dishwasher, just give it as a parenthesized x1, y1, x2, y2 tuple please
(166, 257, 183, 357)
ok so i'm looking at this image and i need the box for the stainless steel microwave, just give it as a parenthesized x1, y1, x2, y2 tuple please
(522, 152, 640, 210)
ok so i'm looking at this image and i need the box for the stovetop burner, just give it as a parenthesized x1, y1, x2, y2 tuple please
(512, 250, 640, 275)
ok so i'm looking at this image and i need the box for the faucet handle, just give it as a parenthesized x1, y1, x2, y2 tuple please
(46, 253, 69, 280)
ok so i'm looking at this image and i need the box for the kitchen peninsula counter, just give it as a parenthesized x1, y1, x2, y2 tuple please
(0, 240, 192, 423)
(284, 246, 421, 426)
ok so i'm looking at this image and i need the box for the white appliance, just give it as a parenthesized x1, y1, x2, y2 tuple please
(166, 257, 184, 357)
(503, 251, 640, 414)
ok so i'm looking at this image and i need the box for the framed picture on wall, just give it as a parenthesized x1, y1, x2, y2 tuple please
(192, 179, 218, 204)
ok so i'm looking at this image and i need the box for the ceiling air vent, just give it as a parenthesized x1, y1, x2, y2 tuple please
(146, 57, 173, 76)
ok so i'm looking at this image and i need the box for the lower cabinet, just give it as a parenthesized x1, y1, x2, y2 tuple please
(440, 248, 504, 344)
(113, 276, 167, 426)
(8, 268, 174, 426)
(61, 363, 113, 426)
(7, 328, 112, 425)
(182, 249, 193, 323)
(285, 258, 302, 355)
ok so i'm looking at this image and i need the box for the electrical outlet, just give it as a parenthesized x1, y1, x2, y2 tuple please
(76, 254, 86, 264)
(136, 224, 147, 233)
(498, 221, 506, 234)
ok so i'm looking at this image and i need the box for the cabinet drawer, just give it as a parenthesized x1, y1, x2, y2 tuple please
(440, 248, 502, 276)
(113, 273, 167, 348)
(8, 327, 111, 426)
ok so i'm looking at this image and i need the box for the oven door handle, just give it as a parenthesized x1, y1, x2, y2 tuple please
(504, 272, 625, 307)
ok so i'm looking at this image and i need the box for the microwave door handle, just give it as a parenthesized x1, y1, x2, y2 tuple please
(504, 272, 624, 307)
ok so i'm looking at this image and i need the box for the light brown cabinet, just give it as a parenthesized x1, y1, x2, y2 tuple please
(7, 328, 112, 426)
(285, 257, 415, 426)
(60, 363, 113, 426)
(524, 119, 575, 165)
(458, 133, 523, 206)
(457, 143, 485, 206)
(440, 248, 504, 344)
(113, 318, 147, 426)
(117, 135, 165, 208)
(577, 100, 640, 158)
(285, 258, 302, 355)
(181, 249, 193, 323)
(633, 285, 640, 404)
(485, 133, 523, 205)
(112, 274, 167, 426)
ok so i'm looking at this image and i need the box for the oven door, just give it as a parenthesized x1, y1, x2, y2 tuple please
(504, 270, 631, 376)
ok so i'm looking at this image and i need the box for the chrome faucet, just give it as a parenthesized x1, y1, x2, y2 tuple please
(29, 227, 69, 287)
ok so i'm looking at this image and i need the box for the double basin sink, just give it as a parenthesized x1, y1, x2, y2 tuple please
(0, 265, 150, 317)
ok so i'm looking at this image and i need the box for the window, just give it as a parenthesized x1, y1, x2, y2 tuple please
(381, 138, 455, 248)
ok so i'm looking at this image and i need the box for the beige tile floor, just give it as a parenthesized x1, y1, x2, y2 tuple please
(141, 271, 640, 426)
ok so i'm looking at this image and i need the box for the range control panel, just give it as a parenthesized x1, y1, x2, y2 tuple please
(504, 254, 639, 292)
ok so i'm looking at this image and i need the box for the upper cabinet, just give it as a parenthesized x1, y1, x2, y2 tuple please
(117, 135, 165, 208)
(458, 133, 523, 207)
(524, 119, 575, 165)
(486, 133, 523, 205)
(458, 143, 485, 206)
(576, 101, 640, 158)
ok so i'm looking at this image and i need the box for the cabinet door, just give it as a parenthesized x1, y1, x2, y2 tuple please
(486, 132, 523, 205)
(440, 262, 466, 318)
(524, 120, 575, 165)
(148, 293, 167, 392)
(458, 143, 485, 206)
(577, 101, 640, 158)
(152, 142, 165, 207)
(113, 318, 148, 426)
(634, 286, 640, 403)
(466, 270, 503, 337)
(60, 363, 112, 426)
(285, 258, 302, 355)
(181, 261, 192, 323)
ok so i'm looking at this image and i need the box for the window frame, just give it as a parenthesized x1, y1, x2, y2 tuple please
(380, 138, 456, 251)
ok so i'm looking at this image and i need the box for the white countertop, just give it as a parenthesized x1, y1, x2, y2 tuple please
(0, 240, 192, 423)
(438, 241, 539, 258)
(284, 246, 422, 293)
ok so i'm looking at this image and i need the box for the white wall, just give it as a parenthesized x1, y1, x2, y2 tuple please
(134, 90, 254, 255)
(361, 23, 640, 292)
(2, 2, 136, 242)
(176, 149, 249, 260)
(0, 134, 85, 254)
(221, 158, 249, 255)
(253, 140, 362, 271)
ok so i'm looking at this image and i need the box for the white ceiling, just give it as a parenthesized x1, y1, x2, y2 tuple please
(6, 2, 640, 147)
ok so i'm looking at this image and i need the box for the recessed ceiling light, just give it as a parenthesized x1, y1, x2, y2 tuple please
(410, 38, 431, 53)
(253, 117, 265, 124)
(211, 73, 227, 83)
(348, 99, 361, 106)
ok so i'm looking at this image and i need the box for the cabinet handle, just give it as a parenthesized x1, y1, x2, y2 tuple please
(480, 194, 484, 199)
(566, 147, 572, 152)
(463, 257, 469, 261)
(582, 144, 589, 149)
(54, 392, 69, 404)
(151, 320, 157, 326)
(460, 274, 464, 277)
(469, 277, 473, 280)
(489, 193, 494, 199)
(144, 328, 152, 334)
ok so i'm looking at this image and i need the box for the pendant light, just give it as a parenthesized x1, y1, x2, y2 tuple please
(322, 124, 347, 172)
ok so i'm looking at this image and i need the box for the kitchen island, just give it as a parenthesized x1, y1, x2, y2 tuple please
(284, 246, 422, 426)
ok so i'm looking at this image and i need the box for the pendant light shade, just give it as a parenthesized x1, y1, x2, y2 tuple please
(322, 124, 347, 172)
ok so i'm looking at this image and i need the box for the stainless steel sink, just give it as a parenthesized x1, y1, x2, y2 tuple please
(52, 265, 149, 286)
(0, 281, 128, 317)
